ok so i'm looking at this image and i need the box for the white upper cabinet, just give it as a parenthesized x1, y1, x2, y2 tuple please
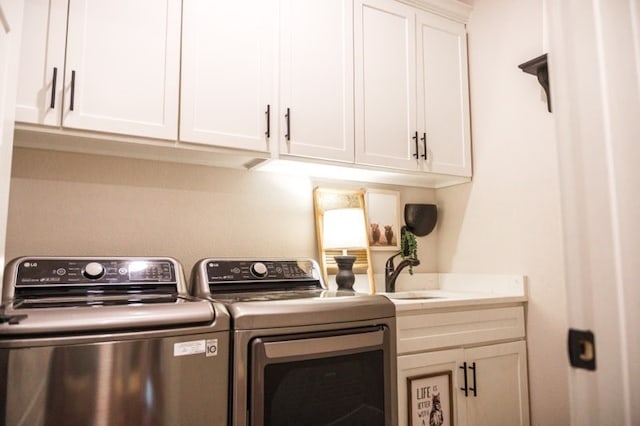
(180, 0, 275, 152)
(355, 0, 472, 177)
(15, 0, 67, 127)
(13, 0, 472, 187)
(16, 0, 181, 140)
(279, 0, 354, 162)
(354, 0, 418, 170)
(417, 11, 471, 177)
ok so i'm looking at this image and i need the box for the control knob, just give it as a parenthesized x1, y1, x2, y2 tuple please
(83, 262, 105, 280)
(250, 262, 268, 278)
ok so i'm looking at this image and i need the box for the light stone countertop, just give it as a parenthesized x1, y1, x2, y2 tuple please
(375, 273, 528, 312)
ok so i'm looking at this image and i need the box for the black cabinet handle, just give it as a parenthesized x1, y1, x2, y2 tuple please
(70, 70, 76, 111)
(265, 104, 271, 138)
(412, 131, 418, 158)
(459, 362, 468, 397)
(50, 67, 58, 109)
(285, 107, 290, 141)
(469, 362, 477, 397)
(421, 132, 427, 159)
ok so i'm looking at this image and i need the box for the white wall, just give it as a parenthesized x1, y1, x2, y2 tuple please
(436, 0, 570, 424)
(6, 147, 437, 285)
(0, 1, 23, 278)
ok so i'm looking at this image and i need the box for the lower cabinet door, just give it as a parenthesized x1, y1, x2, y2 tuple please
(397, 340, 530, 426)
(464, 341, 530, 426)
(398, 348, 465, 426)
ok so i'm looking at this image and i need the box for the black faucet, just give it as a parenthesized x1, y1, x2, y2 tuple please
(384, 251, 420, 293)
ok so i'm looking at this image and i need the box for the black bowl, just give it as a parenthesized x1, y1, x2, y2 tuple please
(404, 204, 437, 236)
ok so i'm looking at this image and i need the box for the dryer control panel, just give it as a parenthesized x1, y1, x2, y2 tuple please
(200, 258, 325, 294)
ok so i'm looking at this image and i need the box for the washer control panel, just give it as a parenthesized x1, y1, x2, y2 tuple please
(14, 258, 177, 287)
(205, 259, 320, 283)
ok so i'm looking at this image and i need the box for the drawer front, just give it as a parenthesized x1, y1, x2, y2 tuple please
(396, 306, 525, 354)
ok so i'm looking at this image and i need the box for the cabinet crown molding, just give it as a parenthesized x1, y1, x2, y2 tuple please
(397, 0, 472, 23)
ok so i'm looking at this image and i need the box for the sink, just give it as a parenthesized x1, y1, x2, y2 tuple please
(384, 291, 444, 300)
(388, 295, 442, 300)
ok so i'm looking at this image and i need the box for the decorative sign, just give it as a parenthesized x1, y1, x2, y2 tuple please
(408, 372, 453, 426)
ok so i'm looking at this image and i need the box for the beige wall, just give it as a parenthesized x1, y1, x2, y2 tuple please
(436, 0, 570, 424)
(6, 147, 437, 285)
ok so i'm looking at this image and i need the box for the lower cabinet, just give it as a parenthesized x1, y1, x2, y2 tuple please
(396, 307, 530, 426)
(398, 341, 529, 426)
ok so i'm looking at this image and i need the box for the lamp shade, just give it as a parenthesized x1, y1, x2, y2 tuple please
(322, 208, 368, 250)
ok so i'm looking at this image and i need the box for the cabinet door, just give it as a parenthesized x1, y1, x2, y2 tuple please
(180, 0, 275, 151)
(398, 349, 465, 426)
(354, 0, 418, 171)
(417, 12, 471, 177)
(63, 0, 181, 140)
(15, 0, 67, 126)
(464, 341, 530, 426)
(280, 0, 353, 162)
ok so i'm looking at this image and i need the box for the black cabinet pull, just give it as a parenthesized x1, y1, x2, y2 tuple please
(469, 362, 477, 397)
(70, 70, 76, 111)
(412, 131, 418, 158)
(459, 362, 468, 397)
(421, 132, 427, 159)
(265, 104, 271, 138)
(50, 67, 58, 109)
(285, 107, 290, 141)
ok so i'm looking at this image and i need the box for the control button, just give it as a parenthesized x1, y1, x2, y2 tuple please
(56, 268, 66, 276)
(118, 268, 127, 275)
(83, 262, 105, 280)
(250, 262, 268, 278)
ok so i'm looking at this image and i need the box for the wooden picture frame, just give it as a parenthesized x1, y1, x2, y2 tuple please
(364, 189, 401, 251)
(407, 371, 453, 426)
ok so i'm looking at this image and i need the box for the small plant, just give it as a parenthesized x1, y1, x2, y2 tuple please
(401, 229, 418, 274)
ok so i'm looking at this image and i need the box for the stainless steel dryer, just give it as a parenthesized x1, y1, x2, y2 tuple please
(191, 258, 398, 426)
(0, 257, 230, 426)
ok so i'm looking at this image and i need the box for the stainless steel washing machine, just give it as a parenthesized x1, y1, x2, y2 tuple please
(191, 258, 398, 426)
(0, 256, 230, 426)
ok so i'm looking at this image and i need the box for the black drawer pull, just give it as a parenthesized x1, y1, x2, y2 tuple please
(70, 70, 76, 111)
(459, 362, 468, 396)
(50, 67, 58, 109)
(285, 107, 290, 141)
(469, 362, 477, 397)
(265, 104, 271, 138)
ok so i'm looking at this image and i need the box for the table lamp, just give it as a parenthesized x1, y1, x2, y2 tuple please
(322, 208, 368, 290)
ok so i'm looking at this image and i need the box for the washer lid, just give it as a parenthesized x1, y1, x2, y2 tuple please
(0, 296, 216, 335)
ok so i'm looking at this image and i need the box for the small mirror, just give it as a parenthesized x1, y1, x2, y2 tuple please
(313, 187, 375, 293)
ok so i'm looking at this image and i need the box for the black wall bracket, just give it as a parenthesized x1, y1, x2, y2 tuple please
(518, 53, 551, 112)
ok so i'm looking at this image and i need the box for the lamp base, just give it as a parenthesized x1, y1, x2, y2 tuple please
(334, 255, 356, 291)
